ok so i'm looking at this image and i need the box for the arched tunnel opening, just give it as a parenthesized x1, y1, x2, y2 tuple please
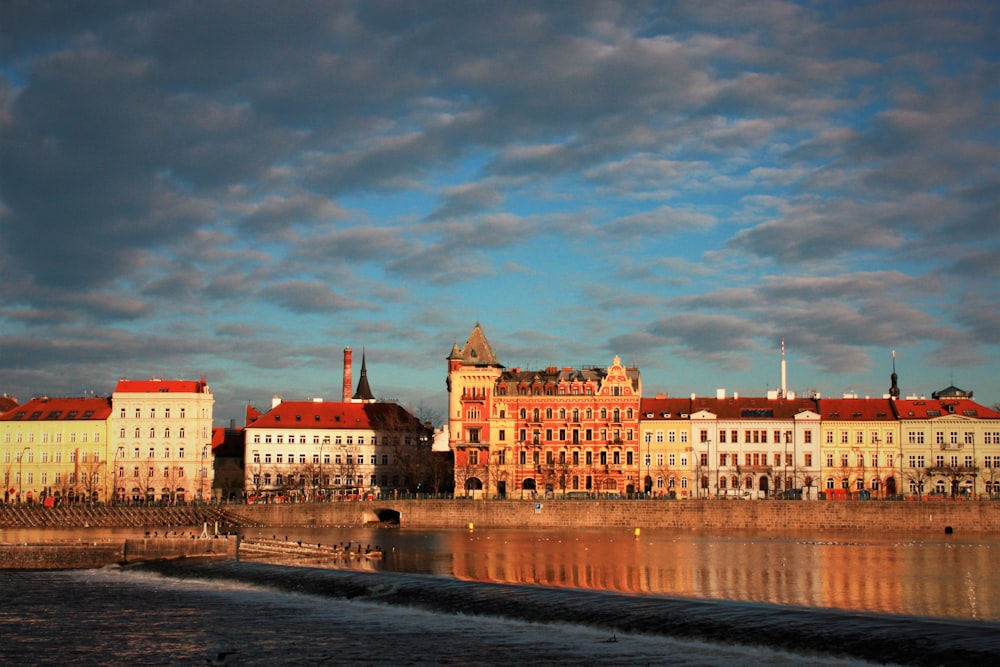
(365, 508, 401, 525)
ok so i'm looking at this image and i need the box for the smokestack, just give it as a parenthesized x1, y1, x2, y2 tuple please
(343, 347, 353, 402)
(780, 338, 787, 398)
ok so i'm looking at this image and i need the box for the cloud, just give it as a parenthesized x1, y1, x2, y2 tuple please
(259, 280, 370, 314)
(425, 183, 504, 221)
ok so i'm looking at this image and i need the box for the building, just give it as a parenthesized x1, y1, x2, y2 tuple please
(0, 396, 112, 503)
(110, 378, 215, 504)
(817, 397, 900, 499)
(689, 392, 821, 499)
(243, 349, 434, 501)
(893, 392, 1000, 498)
(448, 324, 642, 498)
(639, 396, 695, 497)
(211, 423, 246, 502)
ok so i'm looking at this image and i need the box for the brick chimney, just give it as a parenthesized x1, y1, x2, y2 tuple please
(343, 347, 353, 402)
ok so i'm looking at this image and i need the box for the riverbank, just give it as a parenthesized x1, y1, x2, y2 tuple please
(0, 536, 237, 570)
(3, 498, 999, 533)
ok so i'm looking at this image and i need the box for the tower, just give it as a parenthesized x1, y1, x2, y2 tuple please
(343, 347, 353, 402)
(780, 338, 787, 398)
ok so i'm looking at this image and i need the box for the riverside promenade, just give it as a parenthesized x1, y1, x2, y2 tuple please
(4, 498, 998, 534)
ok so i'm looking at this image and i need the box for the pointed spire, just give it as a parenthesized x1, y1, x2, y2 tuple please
(889, 350, 900, 399)
(353, 349, 375, 402)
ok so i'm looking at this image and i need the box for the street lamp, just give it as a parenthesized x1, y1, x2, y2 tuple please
(112, 446, 124, 505)
(19, 447, 31, 504)
(872, 435, 881, 499)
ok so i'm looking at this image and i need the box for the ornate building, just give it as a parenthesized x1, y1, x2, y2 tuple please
(448, 324, 642, 498)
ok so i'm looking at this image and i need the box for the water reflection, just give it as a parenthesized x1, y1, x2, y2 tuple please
(439, 529, 999, 621)
(7, 525, 997, 621)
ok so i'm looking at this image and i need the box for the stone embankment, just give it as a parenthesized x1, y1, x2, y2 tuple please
(0, 504, 261, 530)
(0, 537, 237, 570)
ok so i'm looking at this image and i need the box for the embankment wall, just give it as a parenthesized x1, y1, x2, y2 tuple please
(234, 499, 1000, 534)
(0, 537, 236, 570)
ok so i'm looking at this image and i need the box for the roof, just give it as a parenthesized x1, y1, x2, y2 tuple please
(245, 400, 426, 431)
(892, 398, 1000, 420)
(352, 352, 375, 401)
(113, 378, 210, 394)
(689, 396, 819, 419)
(0, 396, 112, 421)
(639, 397, 692, 419)
(818, 398, 897, 421)
(449, 323, 503, 367)
(497, 360, 641, 393)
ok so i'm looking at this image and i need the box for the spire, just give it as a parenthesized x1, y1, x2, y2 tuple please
(353, 349, 375, 402)
(889, 350, 900, 399)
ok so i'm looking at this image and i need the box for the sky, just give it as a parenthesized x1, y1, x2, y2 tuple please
(1, 1, 998, 425)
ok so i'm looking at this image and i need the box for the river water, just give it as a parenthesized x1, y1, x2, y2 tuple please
(2, 525, 998, 665)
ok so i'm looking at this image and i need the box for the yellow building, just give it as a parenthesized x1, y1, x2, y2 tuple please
(0, 396, 112, 503)
(818, 398, 901, 499)
(640, 396, 695, 498)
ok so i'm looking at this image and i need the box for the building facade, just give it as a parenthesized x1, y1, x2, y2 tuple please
(110, 378, 216, 504)
(243, 349, 434, 500)
(449, 324, 642, 498)
(0, 396, 112, 503)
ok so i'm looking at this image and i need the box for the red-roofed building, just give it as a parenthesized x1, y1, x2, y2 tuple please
(688, 393, 821, 498)
(0, 396, 113, 503)
(639, 396, 696, 497)
(244, 398, 432, 501)
(818, 397, 900, 499)
(111, 377, 215, 504)
(892, 394, 1000, 498)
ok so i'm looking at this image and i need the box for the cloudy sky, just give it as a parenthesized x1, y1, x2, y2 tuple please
(1, 1, 998, 424)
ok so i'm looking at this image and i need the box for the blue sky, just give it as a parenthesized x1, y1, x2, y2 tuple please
(1, 1, 998, 424)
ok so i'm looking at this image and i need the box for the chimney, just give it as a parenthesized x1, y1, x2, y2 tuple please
(343, 347, 353, 402)
(271, 394, 282, 409)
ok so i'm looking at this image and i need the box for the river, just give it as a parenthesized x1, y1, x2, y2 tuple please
(2, 525, 998, 665)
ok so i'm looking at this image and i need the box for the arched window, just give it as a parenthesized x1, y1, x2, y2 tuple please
(720, 476, 727, 489)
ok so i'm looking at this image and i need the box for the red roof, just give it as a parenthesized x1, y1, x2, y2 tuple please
(689, 396, 819, 419)
(0, 396, 112, 421)
(246, 400, 424, 431)
(893, 398, 1000, 420)
(640, 397, 692, 418)
(114, 378, 209, 394)
(818, 398, 896, 421)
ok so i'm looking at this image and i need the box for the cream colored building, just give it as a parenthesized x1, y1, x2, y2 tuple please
(0, 396, 112, 503)
(243, 398, 430, 500)
(110, 378, 215, 503)
(894, 396, 1000, 498)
